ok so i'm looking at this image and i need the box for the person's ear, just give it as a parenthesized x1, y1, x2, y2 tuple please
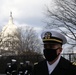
(57, 48, 62, 55)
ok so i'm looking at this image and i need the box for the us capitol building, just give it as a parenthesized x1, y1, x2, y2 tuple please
(0, 12, 21, 56)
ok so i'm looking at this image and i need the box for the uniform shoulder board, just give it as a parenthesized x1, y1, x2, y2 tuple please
(34, 62, 38, 65)
(72, 62, 76, 65)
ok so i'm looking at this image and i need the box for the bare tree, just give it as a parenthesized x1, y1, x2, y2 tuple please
(45, 0, 76, 46)
(18, 26, 42, 54)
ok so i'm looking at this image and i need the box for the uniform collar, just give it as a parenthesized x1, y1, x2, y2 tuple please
(47, 55, 61, 74)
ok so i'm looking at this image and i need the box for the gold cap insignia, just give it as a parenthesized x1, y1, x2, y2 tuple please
(44, 32, 52, 39)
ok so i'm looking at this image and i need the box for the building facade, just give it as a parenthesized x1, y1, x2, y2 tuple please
(0, 12, 21, 56)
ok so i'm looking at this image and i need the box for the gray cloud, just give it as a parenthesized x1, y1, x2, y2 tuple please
(0, 0, 53, 32)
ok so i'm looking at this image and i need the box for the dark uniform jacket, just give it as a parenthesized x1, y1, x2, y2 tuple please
(32, 57, 76, 75)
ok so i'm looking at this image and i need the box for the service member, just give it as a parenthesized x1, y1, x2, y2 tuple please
(18, 62, 25, 75)
(11, 59, 17, 75)
(31, 30, 76, 75)
(5, 63, 12, 75)
(24, 61, 32, 75)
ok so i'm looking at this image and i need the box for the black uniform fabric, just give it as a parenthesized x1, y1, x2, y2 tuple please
(31, 57, 76, 75)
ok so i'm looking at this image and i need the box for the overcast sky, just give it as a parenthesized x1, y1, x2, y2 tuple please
(0, 0, 55, 33)
(0, 0, 76, 54)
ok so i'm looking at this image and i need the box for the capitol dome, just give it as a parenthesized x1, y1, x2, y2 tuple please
(1, 12, 19, 38)
(0, 12, 20, 55)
